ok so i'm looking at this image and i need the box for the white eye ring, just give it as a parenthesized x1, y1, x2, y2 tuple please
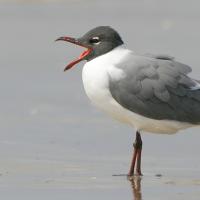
(90, 37, 101, 44)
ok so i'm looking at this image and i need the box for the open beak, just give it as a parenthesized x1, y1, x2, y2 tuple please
(55, 36, 92, 71)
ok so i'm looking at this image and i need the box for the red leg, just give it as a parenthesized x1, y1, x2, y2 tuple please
(136, 148, 142, 176)
(128, 145, 138, 176)
(128, 131, 143, 176)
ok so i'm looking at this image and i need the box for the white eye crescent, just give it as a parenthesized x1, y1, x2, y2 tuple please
(89, 37, 100, 44)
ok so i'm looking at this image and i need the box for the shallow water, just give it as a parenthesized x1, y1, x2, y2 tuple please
(1, 0, 200, 199)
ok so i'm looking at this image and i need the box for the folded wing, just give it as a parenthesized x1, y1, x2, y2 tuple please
(109, 53, 200, 124)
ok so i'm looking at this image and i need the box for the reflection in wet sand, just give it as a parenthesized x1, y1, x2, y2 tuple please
(129, 176, 142, 200)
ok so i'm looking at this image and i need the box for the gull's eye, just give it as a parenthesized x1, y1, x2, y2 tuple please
(89, 37, 100, 44)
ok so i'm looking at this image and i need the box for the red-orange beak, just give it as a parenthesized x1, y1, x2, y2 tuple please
(55, 36, 92, 71)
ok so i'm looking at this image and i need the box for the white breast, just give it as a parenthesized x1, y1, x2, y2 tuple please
(82, 46, 194, 134)
(82, 46, 130, 121)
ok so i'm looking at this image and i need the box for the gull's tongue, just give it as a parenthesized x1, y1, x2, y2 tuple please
(79, 50, 90, 58)
(64, 48, 92, 71)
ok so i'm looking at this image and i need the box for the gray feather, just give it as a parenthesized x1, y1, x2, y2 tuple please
(109, 53, 200, 124)
(144, 53, 175, 60)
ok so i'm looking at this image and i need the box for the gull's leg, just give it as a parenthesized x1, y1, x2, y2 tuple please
(128, 131, 143, 176)
(128, 142, 138, 176)
(135, 132, 142, 176)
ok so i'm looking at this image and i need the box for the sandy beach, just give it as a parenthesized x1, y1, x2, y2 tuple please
(0, 0, 200, 199)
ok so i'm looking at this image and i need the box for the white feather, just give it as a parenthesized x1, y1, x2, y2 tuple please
(190, 80, 200, 90)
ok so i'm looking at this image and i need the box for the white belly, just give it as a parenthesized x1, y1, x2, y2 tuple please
(82, 47, 194, 134)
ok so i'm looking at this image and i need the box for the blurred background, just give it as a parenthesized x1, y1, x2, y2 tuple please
(0, 0, 200, 199)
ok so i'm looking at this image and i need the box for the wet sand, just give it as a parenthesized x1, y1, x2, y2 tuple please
(0, 156, 200, 199)
(0, 0, 200, 199)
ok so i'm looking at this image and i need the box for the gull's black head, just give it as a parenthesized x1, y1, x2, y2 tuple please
(78, 26, 124, 61)
(56, 26, 124, 71)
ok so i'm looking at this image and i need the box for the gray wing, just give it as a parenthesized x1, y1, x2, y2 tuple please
(109, 54, 200, 124)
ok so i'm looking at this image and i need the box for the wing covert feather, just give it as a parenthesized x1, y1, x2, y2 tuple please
(109, 54, 200, 123)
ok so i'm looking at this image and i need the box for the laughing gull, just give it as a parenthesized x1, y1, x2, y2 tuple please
(56, 26, 200, 176)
